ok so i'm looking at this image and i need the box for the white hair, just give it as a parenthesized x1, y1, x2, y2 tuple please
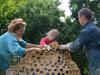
(47, 29, 59, 36)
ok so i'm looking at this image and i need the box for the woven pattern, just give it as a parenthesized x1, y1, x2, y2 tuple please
(9, 50, 81, 75)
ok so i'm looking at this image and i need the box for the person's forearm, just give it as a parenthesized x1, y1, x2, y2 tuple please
(25, 47, 41, 53)
(65, 43, 73, 52)
(26, 43, 40, 48)
(25, 48, 33, 53)
(59, 43, 72, 52)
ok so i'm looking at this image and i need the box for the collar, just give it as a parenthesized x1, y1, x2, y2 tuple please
(7, 31, 18, 39)
(82, 20, 92, 29)
(8, 31, 23, 41)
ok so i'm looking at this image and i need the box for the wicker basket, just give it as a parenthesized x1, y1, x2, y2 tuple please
(8, 50, 81, 75)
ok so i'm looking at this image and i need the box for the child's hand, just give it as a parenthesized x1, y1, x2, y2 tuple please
(42, 45, 52, 51)
(50, 41, 59, 49)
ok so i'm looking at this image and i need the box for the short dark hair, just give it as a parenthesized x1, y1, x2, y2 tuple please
(78, 8, 93, 20)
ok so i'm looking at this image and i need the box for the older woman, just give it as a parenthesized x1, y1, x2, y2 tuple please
(0, 18, 41, 70)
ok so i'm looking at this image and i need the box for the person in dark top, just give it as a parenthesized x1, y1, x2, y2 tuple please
(59, 8, 100, 75)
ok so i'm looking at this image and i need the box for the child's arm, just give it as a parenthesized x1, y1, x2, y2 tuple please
(40, 39, 47, 46)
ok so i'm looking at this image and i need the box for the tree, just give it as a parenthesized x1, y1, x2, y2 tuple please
(0, 0, 65, 44)
(0, 0, 27, 35)
(12, 0, 65, 44)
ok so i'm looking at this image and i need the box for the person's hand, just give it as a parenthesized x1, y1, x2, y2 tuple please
(59, 43, 72, 51)
(42, 45, 52, 51)
(50, 41, 59, 49)
(58, 45, 67, 50)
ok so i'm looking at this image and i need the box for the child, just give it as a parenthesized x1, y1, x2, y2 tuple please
(40, 29, 59, 47)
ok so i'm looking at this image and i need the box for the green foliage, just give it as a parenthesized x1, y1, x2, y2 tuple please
(14, 0, 64, 43)
(0, 0, 99, 75)
(0, 0, 65, 44)
(0, 0, 27, 35)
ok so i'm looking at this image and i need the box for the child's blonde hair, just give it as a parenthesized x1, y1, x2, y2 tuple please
(47, 29, 59, 36)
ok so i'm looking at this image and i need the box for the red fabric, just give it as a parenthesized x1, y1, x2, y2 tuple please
(40, 37, 54, 46)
